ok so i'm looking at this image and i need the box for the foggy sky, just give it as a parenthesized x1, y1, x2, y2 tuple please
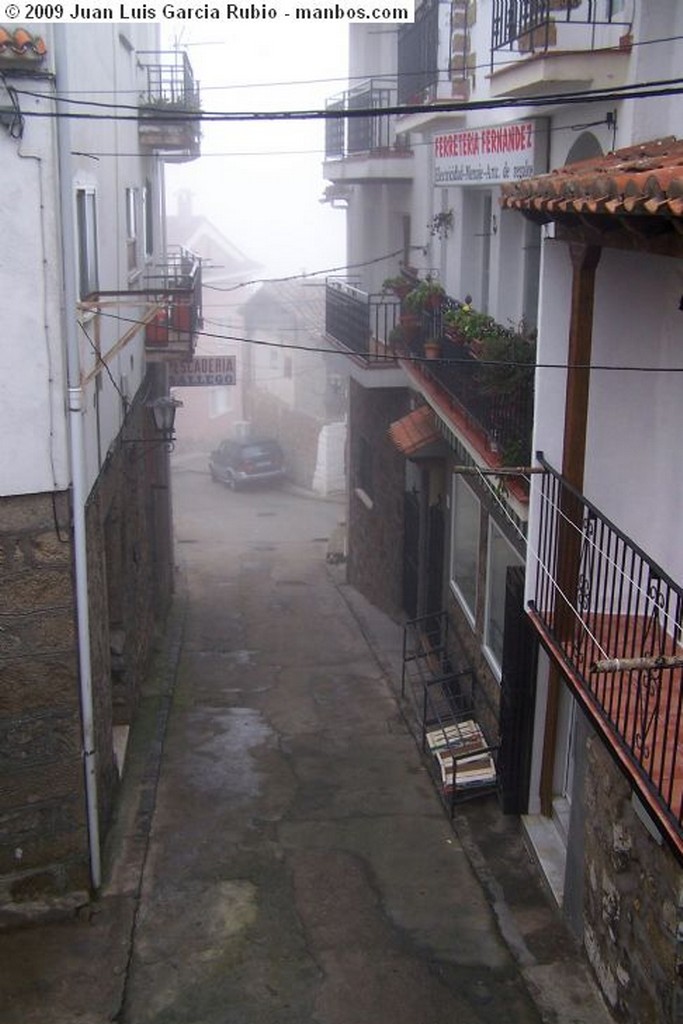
(163, 21, 350, 281)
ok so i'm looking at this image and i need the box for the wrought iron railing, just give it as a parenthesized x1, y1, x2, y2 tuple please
(530, 455, 683, 840)
(325, 80, 401, 159)
(143, 247, 203, 348)
(325, 280, 399, 360)
(396, 303, 534, 467)
(138, 50, 200, 109)
(491, 0, 630, 61)
(397, 0, 439, 104)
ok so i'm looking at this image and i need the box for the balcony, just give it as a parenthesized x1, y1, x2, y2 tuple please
(392, 295, 535, 489)
(397, 0, 439, 105)
(323, 80, 413, 185)
(144, 248, 203, 359)
(529, 456, 683, 857)
(489, 0, 631, 98)
(324, 280, 406, 386)
(137, 51, 201, 162)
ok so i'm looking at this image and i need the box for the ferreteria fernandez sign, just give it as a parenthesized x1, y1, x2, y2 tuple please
(168, 355, 236, 387)
(434, 121, 538, 187)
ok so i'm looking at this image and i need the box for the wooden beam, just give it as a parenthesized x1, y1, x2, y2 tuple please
(539, 242, 601, 817)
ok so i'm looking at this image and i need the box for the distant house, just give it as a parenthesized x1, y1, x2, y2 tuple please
(166, 191, 262, 449)
(241, 280, 348, 495)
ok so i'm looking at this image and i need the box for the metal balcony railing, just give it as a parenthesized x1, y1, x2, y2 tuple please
(491, 0, 630, 61)
(397, 0, 439, 104)
(396, 301, 534, 468)
(143, 247, 203, 351)
(325, 280, 400, 360)
(137, 51, 201, 161)
(530, 456, 683, 846)
(138, 50, 200, 110)
(325, 80, 402, 160)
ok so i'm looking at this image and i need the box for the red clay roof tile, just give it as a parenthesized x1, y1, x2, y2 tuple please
(501, 137, 683, 220)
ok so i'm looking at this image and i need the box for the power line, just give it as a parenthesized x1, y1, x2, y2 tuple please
(20, 33, 683, 98)
(13, 76, 683, 123)
(203, 248, 405, 292)
(88, 308, 683, 373)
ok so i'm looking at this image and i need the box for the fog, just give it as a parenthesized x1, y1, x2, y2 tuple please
(163, 21, 349, 279)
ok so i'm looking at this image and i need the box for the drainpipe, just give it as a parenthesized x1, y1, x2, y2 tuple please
(54, 25, 101, 891)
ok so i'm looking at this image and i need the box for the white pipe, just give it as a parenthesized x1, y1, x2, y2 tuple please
(54, 25, 101, 891)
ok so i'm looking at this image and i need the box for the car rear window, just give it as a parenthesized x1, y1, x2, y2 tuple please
(242, 443, 281, 459)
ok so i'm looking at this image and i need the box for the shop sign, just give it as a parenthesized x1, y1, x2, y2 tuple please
(434, 120, 537, 186)
(168, 355, 236, 387)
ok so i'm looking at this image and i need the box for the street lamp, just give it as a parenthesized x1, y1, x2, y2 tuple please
(149, 395, 183, 447)
(121, 394, 183, 456)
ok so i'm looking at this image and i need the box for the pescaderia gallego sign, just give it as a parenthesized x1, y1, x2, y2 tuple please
(434, 120, 538, 186)
(168, 355, 236, 387)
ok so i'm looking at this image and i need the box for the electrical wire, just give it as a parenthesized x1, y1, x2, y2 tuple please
(22, 32, 683, 99)
(468, 463, 610, 661)
(202, 248, 405, 292)
(11, 76, 683, 123)
(535, 482, 683, 641)
(89, 306, 683, 373)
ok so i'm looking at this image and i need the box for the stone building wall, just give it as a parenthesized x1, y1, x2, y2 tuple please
(0, 397, 174, 906)
(0, 490, 90, 901)
(347, 381, 410, 618)
(581, 732, 682, 1024)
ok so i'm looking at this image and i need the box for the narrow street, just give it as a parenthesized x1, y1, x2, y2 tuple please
(121, 453, 540, 1024)
(0, 453, 611, 1024)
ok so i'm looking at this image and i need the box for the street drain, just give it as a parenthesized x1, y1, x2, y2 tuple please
(177, 538, 198, 544)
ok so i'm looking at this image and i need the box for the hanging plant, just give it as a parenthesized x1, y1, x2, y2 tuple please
(427, 209, 454, 240)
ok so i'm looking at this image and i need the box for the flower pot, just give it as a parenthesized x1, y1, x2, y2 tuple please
(424, 340, 441, 360)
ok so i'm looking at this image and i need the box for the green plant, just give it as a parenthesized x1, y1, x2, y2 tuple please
(382, 275, 413, 298)
(427, 210, 454, 240)
(404, 277, 446, 312)
(443, 303, 498, 343)
(477, 328, 536, 396)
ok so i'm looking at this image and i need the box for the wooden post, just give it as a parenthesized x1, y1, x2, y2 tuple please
(540, 243, 601, 817)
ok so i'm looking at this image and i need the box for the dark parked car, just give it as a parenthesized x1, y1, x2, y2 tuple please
(209, 438, 286, 490)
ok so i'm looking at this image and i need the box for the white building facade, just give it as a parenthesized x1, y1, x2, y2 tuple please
(323, 4, 683, 1021)
(0, 25, 201, 903)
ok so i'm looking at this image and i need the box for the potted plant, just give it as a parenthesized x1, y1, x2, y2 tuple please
(423, 338, 441, 360)
(405, 277, 446, 313)
(382, 274, 414, 301)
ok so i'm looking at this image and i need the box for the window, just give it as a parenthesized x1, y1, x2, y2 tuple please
(208, 387, 233, 419)
(125, 187, 139, 273)
(142, 179, 154, 259)
(76, 188, 98, 300)
(484, 521, 524, 676)
(449, 475, 480, 624)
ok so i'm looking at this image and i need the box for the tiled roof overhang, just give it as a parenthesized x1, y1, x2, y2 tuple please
(500, 136, 683, 223)
(388, 405, 441, 456)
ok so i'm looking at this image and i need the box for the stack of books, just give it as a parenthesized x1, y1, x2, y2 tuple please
(425, 718, 496, 793)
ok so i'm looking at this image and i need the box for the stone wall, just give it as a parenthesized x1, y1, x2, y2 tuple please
(0, 396, 174, 906)
(582, 733, 682, 1024)
(0, 490, 90, 900)
(346, 380, 410, 617)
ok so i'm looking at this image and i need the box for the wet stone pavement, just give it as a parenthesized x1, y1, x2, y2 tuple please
(0, 454, 613, 1024)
